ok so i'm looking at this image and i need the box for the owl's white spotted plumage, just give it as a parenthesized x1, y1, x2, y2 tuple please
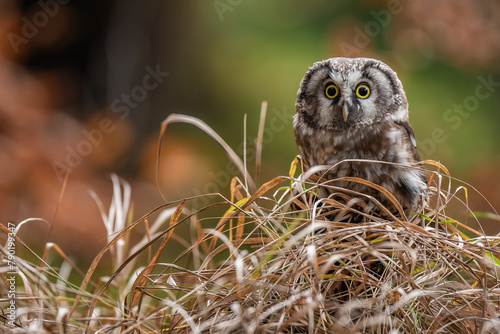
(293, 57, 426, 214)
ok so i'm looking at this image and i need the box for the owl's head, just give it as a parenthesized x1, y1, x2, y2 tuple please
(295, 57, 409, 132)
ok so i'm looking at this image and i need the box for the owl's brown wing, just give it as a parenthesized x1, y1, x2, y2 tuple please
(395, 119, 421, 162)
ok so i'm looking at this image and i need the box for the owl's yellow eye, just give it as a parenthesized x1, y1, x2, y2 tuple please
(325, 84, 339, 99)
(356, 84, 370, 99)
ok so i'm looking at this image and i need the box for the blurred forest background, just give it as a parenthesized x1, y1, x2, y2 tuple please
(1, 0, 500, 260)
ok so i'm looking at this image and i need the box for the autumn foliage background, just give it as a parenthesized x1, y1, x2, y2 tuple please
(1, 0, 500, 261)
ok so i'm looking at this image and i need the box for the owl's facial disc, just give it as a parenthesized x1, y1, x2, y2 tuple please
(295, 57, 410, 133)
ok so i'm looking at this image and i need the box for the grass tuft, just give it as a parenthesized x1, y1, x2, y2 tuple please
(2, 111, 500, 333)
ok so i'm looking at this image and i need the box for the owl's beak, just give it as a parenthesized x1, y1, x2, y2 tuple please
(342, 104, 349, 122)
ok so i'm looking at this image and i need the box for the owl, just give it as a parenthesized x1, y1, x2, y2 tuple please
(293, 57, 426, 215)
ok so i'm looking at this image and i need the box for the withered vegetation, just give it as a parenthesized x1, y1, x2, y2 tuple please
(2, 109, 500, 333)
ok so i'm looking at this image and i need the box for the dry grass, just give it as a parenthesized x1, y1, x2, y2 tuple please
(2, 109, 500, 333)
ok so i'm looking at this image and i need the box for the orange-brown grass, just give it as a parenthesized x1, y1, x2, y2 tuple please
(1, 108, 500, 333)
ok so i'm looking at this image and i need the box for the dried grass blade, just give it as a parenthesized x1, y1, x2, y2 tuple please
(157, 114, 256, 194)
(333, 176, 405, 217)
(255, 101, 267, 185)
(79, 202, 186, 332)
(421, 160, 450, 176)
(289, 156, 299, 179)
(206, 176, 287, 262)
(41, 243, 86, 278)
(235, 214, 245, 242)
(67, 202, 175, 320)
(130, 200, 185, 308)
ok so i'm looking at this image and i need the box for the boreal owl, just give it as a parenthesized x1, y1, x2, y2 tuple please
(293, 57, 426, 214)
